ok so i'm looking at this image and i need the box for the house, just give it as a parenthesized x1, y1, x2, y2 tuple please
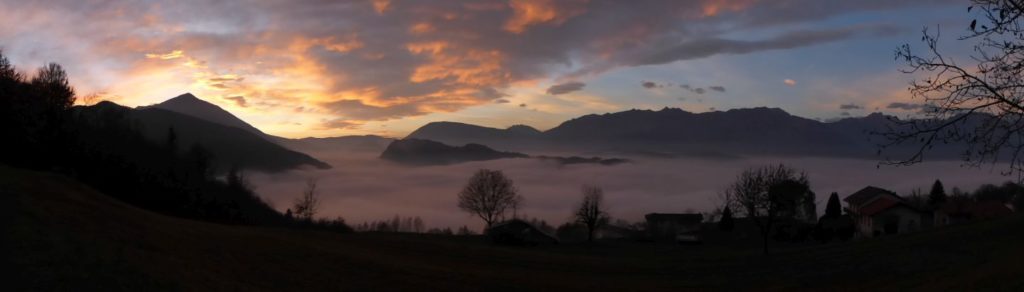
(844, 186, 926, 238)
(644, 213, 703, 240)
(485, 219, 559, 245)
(935, 200, 1015, 226)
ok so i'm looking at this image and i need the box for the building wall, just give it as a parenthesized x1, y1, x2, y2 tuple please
(868, 207, 923, 237)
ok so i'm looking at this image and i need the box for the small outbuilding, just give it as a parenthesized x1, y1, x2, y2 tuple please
(485, 219, 559, 245)
(644, 213, 704, 240)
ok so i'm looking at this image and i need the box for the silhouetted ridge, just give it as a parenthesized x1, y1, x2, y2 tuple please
(77, 101, 331, 172)
(150, 93, 267, 137)
(404, 106, 962, 158)
(380, 138, 527, 165)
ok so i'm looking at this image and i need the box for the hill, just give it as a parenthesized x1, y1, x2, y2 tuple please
(78, 101, 330, 172)
(280, 135, 395, 153)
(380, 138, 528, 165)
(404, 107, 962, 158)
(149, 93, 268, 137)
(150, 93, 396, 155)
(406, 122, 544, 149)
(3, 166, 1023, 291)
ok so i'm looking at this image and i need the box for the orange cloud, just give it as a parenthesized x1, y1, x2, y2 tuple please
(373, 0, 391, 14)
(409, 22, 435, 34)
(145, 50, 184, 60)
(407, 42, 509, 86)
(503, 0, 588, 34)
(701, 0, 758, 17)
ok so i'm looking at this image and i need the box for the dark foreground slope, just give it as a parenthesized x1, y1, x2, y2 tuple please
(78, 101, 330, 172)
(2, 167, 1023, 291)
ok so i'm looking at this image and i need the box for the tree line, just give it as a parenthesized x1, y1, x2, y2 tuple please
(0, 50, 350, 233)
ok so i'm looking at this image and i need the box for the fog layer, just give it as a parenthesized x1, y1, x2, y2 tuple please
(251, 150, 1009, 231)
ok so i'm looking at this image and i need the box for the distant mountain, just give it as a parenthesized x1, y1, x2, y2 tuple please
(148, 93, 267, 137)
(380, 139, 528, 165)
(406, 122, 543, 148)
(281, 135, 396, 153)
(151, 93, 397, 155)
(379, 138, 630, 166)
(403, 107, 959, 159)
(534, 156, 629, 166)
(78, 101, 330, 172)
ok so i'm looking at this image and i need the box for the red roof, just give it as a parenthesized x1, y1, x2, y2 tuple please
(844, 186, 900, 207)
(970, 201, 1014, 219)
(858, 196, 909, 216)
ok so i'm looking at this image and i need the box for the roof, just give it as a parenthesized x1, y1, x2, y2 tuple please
(971, 201, 1014, 219)
(644, 213, 703, 223)
(858, 196, 916, 216)
(487, 219, 558, 241)
(844, 186, 900, 206)
(941, 201, 1015, 219)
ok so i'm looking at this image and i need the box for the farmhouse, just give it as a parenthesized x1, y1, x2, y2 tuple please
(844, 186, 926, 238)
(935, 200, 1015, 226)
(645, 213, 703, 239)
(485, 219, 559, 245)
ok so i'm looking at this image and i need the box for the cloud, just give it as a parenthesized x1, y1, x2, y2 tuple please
(494, 98, 511, 104)
(519, 103, 527, 108)
(784, 79, 797, 86)
(322, 99, 422, 122)
(545, 81, 586, 95)
(692, 88, 706, 94)
(224, 95, 248, 107)
(840, 111, 850, 116)
(708, 86, 726, 92)
(321, 118, 363, 130)
(0, 0, 954, 135)
(145, 50, 184, 60)
(886, 102, 924, 110)
(839, 103, 862, 110)
(504, 0, 589, 34)
(642, 81, 659, 89)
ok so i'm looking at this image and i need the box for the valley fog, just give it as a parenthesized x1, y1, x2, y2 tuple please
(250, 150, 1010, 232)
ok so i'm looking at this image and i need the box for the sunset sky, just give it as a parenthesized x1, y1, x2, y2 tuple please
(0, 0, 973, 138)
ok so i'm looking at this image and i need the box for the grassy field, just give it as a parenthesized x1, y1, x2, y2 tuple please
(2, 166, 1023, 291)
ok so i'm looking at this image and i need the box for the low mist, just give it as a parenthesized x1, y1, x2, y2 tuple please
(250, 150, 1010, 232)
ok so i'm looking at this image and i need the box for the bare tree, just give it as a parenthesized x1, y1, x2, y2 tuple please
(574, 185, 610, 242)
(724, 164, 809, 254)
(293, 178, 320, 221)
(887, 0, 1024, 178)
(457, 169, 520, 228)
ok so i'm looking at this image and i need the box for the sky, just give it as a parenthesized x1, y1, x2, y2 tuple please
(0, 0, 976, 138)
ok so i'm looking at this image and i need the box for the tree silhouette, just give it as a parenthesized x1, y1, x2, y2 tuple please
(824, 192, 842, 218)
(0, 49, 20, 81)
(30, 63, 75, 112)
(574, 185, 610, 242)
(718, 206, 734, 231)
(724, 164, 809, 254)
(886, 1, 1024, 176)
(457, 169, 520, 228)
(929, 179, 948, 207)
(294, 178, 320, 221)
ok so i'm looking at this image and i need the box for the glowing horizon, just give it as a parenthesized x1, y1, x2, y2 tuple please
(0, 0, 971, 138)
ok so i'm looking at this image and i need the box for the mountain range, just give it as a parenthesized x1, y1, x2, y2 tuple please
(80, 93, 961, 170)
(77, 96, 331, 172)
(380, 139, 528, 165)
(407, 107, 957, 160)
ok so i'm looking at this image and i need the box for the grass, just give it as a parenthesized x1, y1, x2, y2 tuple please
(2, 166, 1023, 291)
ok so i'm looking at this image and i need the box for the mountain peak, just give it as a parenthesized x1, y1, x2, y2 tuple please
(152, 93, 267, 136)
(173, 92, 199, 100)
(506, 124, 541, 134)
